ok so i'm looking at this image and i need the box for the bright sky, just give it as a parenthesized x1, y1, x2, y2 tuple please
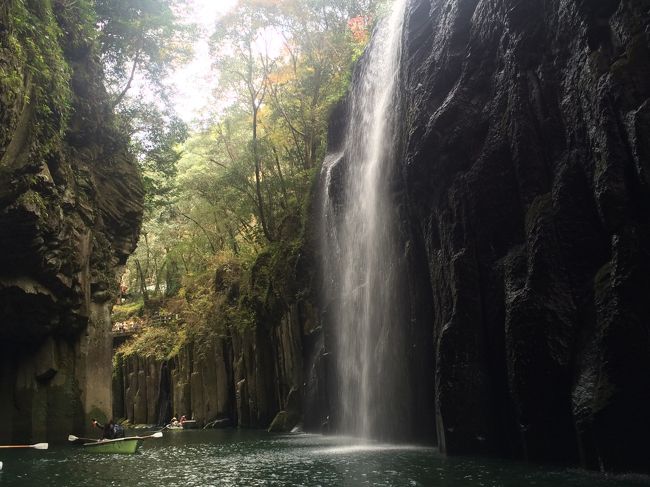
(167, 0, 238, 124)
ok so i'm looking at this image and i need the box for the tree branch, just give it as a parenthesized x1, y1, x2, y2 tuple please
(112, 46, 142, 109)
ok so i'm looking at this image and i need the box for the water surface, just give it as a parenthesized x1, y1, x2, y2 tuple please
(1, 430, 648, 486)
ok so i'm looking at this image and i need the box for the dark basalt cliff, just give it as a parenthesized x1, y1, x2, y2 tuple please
(0, 1, 143, 442)
(398, 0, 650, 473)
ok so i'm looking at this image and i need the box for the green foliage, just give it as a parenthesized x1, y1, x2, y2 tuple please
(116, 99, 188, 213)
(95, 0, 194, 105)
(238, 237, 301, 330)
(203, 0, 381, 244)
(17, 189, 48, 217)
(116, 323, 185, 361)
(112, 298, 144, 323)
(53, 0, 98, 54)
(94, 0, 192, 220)
(114, 0, 381, 363)
(1, 0, 72, 159)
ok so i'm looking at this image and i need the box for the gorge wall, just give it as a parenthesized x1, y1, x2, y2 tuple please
(0, 1, 143, 442)
(395, 0, 649, 473)
(113, 316, 305, 429)
(113, 311, 307, 429)
(113, 239, 315, 431)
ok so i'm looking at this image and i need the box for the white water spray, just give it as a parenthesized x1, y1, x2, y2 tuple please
(321, 0, 408, 440)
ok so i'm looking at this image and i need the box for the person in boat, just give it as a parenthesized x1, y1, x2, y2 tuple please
(92, 418, 125, 439)
(179, 415, 186, 425)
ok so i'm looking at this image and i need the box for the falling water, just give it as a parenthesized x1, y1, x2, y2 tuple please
(321, 0, 408, 440)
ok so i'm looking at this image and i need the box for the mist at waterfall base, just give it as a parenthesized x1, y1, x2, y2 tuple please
(1, 430, 648, 487)
(320, 0, 433, 441)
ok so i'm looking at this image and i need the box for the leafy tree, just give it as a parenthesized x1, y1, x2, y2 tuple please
(259, 0, 382, 169)
(211, 5, 277, 241)
(117, 0, 383, 356)
(117, 99, 188, 213)
(207, 0, 380, 245)
(96, 0, 193, 204)
(94, 0, 194, 107)
(93, 0, 193, 235)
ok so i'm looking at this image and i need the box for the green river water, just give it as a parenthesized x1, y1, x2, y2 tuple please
(0, 430, 648, 486)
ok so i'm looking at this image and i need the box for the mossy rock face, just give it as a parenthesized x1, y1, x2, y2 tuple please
(0, 0, 143, 342)
(0, 0, 73, 173)
(237, 233, 312, 332)
(0, 0, 143, 443)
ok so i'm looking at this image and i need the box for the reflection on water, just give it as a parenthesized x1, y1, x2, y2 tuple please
(0, 430, 648, 487)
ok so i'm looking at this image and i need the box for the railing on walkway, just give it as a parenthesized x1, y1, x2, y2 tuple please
(112, 313, 181, 344)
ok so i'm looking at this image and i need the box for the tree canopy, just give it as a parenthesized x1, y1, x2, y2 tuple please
(110, 0, 385, 358)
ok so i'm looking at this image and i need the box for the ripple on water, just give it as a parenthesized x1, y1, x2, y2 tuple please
(1, 431, 649, 487)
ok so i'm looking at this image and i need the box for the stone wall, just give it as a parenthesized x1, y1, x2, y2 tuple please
(0, 0, 143, 443)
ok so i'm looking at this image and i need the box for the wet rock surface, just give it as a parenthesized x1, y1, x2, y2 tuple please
(399, 0, 650, 473)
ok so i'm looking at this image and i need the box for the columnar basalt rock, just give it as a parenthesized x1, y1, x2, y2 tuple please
(0, 1, 143, 442)
(398, 0, 650, 473)
(112, 273, 312, 430)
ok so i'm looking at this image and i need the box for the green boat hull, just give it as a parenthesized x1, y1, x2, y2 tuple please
(83, 437, 142, 454)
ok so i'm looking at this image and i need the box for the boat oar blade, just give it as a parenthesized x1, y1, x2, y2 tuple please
(68, 435, 99, 445)
(136, 431, 164, 440)
(0, 443, 48, 449)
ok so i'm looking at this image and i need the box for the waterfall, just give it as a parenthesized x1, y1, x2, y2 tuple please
(321, 0, 409, 440)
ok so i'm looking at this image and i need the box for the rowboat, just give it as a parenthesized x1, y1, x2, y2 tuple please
(82, 437, 142, 454)
(68, 431, 162, 454)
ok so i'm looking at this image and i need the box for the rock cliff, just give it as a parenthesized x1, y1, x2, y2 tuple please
(398, 0, 650, 473)
(0, 0, 143, 442)
(113, 326, 299, 429)
(112, 239, 314, 430)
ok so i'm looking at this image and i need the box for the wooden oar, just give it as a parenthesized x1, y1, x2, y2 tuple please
(0, 443, 48, 450)
(68, 435, 99, 444)
(135, 431, 163, 440)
